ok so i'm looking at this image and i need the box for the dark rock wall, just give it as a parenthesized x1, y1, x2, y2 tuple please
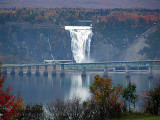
(0, 22, 157, 64)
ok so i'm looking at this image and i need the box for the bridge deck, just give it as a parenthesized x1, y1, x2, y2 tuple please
(62, 60, 160, 70)
(2, 60, 160, 70)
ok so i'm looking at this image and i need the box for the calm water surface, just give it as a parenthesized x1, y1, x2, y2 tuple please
(4, 70, 160, 105)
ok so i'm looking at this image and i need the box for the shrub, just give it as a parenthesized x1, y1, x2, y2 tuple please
(140, 83, 160, 115)
(17, 104, 44, 120)
(46, 96, 84, 120)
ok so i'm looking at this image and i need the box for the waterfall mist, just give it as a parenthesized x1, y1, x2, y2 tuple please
(65, 26, 93, 63)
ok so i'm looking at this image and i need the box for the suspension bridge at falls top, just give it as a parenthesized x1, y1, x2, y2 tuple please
(2, 60, 160, 77)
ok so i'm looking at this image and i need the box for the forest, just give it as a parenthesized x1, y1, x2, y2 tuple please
(1, 8, 160, 25)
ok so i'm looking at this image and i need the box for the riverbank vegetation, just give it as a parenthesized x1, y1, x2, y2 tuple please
(0, 65, 24, 119)
(0, 65, 160, 119)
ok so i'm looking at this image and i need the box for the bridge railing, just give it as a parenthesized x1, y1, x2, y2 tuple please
(2, 60, 160, 71)
(62, 60, 160, 70)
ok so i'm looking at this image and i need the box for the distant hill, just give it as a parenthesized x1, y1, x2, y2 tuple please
(0, 8, 160, 63)
(0, 0, 160, 9)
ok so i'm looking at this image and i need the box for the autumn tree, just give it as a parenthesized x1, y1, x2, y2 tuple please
(89, 74, 123, 119)
(0, 64, 24, 120)
(140, 81, 160, 114)
(122, 82, 138, 112)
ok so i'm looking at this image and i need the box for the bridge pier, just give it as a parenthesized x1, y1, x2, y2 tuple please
(60, 64, 65, 77)
(3, 67, 7, 75)
(52, 65, 56, 77)
(27, 66, 31, 76)
(35, 66, 40, 76)
(125, 67, 130, 78)
(18, 66, 23, 76)
(148, 67, 153, 79)
(103, 67, 108, 78)
(10, 67, 15, 76)
(43, 65, 48, 77)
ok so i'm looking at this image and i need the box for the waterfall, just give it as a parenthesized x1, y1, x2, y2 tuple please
(65, 26, 93, 63)
(47, 37, 54, 60)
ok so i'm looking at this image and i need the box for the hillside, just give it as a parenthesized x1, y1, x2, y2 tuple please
(0, 8, 160, 63)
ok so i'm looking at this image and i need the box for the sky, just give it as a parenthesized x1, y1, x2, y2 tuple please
(0, 0, 160, 9)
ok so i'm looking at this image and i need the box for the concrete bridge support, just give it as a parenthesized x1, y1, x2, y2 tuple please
(52, 65, 56, 77)
(10, 67, 15, 76)
(19, 66, 23, 76)
(35, 66, 40, 76)
(125, 67, 130, 78)
(27, 66, 31, 76)
(103, 68, 108, 78)
(60, 64, 65, 77)
(43, 66, 48, 77)
(3, 67, 7, 75)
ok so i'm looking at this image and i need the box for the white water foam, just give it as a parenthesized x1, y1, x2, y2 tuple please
(65, 26, 93, 63)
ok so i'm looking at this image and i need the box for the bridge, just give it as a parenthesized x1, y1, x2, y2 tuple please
(1, 60, 160, 77)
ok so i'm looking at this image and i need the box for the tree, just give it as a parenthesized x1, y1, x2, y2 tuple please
(122, 82, 138, 112)
(89, 74, 123, 119)
(140, 81, 160, 114)
(0, 64, 24, 120)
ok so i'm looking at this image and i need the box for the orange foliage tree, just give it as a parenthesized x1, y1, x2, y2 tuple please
(89, 74, 123, 119)
(0, 65, 24, 120)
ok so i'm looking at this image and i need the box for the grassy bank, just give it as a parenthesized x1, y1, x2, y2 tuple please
(118, 113, 160, 120)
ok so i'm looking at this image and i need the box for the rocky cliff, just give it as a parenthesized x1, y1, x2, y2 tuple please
(119, 27, 156, 61)
(0, 22, 158, 64)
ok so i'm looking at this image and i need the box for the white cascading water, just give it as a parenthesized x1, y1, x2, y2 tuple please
(65, 26, 93, 63)
(47, 37, 54, 60)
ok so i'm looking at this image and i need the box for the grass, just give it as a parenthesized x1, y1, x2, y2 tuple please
(117, 113, 160, 120)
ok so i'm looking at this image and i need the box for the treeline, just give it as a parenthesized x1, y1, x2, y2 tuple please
(0, 8, 160, 25)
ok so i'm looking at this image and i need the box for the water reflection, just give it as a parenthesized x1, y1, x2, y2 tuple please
(3, 70, 160, 104)
(125, 76, 131, 87)
(68, 74, 90, 101)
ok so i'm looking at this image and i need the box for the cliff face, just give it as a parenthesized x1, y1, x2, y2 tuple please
(0, 22, 157, 64)
(119, 27, 155, 61)
(90, 31, 120, 61)
(0, 22, 72, 63)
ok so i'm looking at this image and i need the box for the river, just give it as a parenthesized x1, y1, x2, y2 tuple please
(4, 70, 160, 105)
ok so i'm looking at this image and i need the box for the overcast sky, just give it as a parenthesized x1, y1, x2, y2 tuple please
(0, 0, 160, 9)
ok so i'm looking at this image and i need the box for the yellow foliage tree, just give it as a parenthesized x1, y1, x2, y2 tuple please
(89, 74, 123, 104)
(89, 74, 123, 119)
